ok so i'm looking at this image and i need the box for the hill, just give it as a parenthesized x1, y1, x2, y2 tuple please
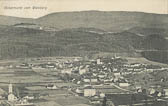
(0, 11, 167, 63)
(0, 25, 142, 59)
(0, 25, 167, 63)
(1, 11, 168, 34)
(0, 15, 33, 25)
(35, 11, 168, 33)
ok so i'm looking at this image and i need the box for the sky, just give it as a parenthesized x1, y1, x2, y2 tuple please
(0, 0, 167, 18)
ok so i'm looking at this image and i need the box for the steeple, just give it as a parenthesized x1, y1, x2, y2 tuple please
(9, 83, 13, 94)
(8, 83, 16, 101)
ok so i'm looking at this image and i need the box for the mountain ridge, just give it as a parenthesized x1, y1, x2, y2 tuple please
(1, 10, 168, 19)
(1, 11, 168, 32)
(0, 11, 167, 63)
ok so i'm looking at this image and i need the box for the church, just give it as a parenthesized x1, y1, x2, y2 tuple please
(8, 83, 17, 101)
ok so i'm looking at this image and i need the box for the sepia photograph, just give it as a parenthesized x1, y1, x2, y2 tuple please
(0, 0, 168, 106)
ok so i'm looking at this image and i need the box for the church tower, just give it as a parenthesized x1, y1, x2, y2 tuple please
(8, 83, 16, 101)
(8, 83, 13, 94)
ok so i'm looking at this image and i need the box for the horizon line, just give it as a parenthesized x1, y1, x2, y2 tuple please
(0, 10, 168, 19)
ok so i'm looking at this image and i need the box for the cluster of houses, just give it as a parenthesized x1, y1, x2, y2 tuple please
(1, 56, 168, 105)
(47, 57, 168, 104)
(11, 57, 168, 98)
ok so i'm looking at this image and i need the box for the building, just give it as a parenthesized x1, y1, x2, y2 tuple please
(91, 78, 98, 83)
(98, 74, 106, 78)
(83, 77, 91, 83)
(119, 83, 130, 87)
(46, 84, 58, 90)
(61, 69, 72, 74)
(164, 89, 168, 96)
(79, 69, 87, 75)
(97, 59, 102, 65)
(113, 72, 121, 78)
(8, 93, 15, 101)
(75, 88, 84, 94)
(23, 95, 35, 100)
(8, 83, 17, 101)
(84, 86, 96, 97)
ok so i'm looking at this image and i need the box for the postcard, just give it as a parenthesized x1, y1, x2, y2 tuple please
(0, 0, 168, 106)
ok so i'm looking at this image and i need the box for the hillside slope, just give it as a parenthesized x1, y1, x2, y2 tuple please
(0, 11, 167, 63)
(35, 11, 168, 32)
(0, 25, 142, 59)
(0, 15, 33, 25)
(1, 11, 168, 33)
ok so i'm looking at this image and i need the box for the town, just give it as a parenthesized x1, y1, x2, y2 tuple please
(0, 56, 168, 106)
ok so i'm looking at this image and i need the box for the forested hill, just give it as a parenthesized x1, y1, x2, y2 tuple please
(0, 11, 167, 63)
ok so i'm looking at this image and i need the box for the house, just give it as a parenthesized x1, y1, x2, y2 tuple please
(83, 78, 90, 83)
(98, 74, 106, 78)
(127, 68, 133, 71)
(97, 59, 103, 65)
(91, 78, 98, 83)
(164, 89, 168, 96)
(84, 86, 96, 97)
(134, 68, 142, 72)
(104, 79, 113, 85)
(119, 83, 130, 87)
(46, 84, 58, 90)
(16, 63, 30, 69)
(130, 63, 141, 67)
(114, 72, 121, 78)
(75, 88, 84, 94)
(74, 58, 79, 62)
(149, 88, 155, 95)
(79, 68, 87, 75)
(113, 68, 118, 72)
(135, 85, 142, 89)
(23, 96, 34, 100)
(93, 73, 98, 76)
(46, 64, 55, 68)
(146, 69, 154, 72)
(8, 93, 16, 101)
(99, 93, 105, 98)
(84, 84, 92, 87)
(61, 69, 72, 74)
